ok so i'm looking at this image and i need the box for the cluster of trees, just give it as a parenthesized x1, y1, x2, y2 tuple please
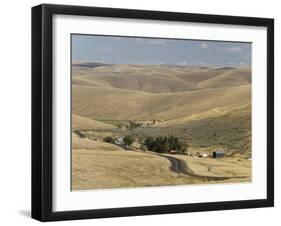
(103, 134, 187, 154)
(144, 136, 187, 154)
(103, 135, 135, 146)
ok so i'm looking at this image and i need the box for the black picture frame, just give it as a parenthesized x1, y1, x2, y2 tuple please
(32, 4, 274, 222)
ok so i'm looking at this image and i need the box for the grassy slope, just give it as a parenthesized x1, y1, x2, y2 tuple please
(72, 64, 250, 91)
(72, 135, 196, 190)
(133, 104, 251, 154)
(197, 68, 251, 89)
(72, 114, 116, 130)
(72, 132, 121, 150)
(72, 84, 251, 121)
(72, 149, 198, 190)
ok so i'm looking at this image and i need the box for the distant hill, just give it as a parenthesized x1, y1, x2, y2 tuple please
(197, 68, 251, 89)
(72, 84, 251, 121)
(72, 62, 111, 68)
(72, 63, 250, 93)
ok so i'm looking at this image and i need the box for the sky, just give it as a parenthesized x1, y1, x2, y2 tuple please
(72, 34, 251, 67)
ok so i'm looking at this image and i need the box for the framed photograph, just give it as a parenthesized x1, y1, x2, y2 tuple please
(32, 4, 274, 221)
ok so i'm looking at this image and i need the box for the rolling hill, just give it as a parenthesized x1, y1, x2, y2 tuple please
(72, 84, 251, 121)
(72, 63, 251, 153)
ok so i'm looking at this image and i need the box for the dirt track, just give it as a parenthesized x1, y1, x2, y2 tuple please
(158, 154, 247, 181)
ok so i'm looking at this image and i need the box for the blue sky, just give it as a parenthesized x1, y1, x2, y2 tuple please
(72, 34, 251, 67)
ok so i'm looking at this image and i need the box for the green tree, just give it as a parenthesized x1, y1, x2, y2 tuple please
(123, 135, 135, 146)
(144, 137, 154, 150)
(163, 143, 170, 153)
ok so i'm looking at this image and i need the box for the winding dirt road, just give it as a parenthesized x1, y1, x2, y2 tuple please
(158, 154, 246, 181)
(128, 147, 247, 182)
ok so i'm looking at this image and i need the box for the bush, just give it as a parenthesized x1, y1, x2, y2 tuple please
(123, 135, 135, 146)
(74, 130, 86, 138)
(103, 136, 114, 143)
(144, 136, 154, 150)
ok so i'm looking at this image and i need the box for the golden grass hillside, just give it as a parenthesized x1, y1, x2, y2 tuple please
(72, 64, 251, 93)
(72, 132, 122, 150)
(197, 68, 251, 89)
(72, 135, 196, 190)
(72, 64, 251, 122)
(72, 114, 116, 130)
(72, 149, 199, 190)
(72, 84, 251, 121)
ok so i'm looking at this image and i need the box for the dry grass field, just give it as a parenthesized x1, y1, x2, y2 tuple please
(72, 149, 199, 190)
(72, 63, 252, 190)
(72, 135, 196, 190)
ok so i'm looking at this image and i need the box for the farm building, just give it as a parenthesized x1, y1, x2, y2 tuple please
(202, 153, 208, 158)
(114, 137, 124, 145)
(169, 150, 177, 154)
(198, 153, 208, 158)
(213, 150, 225, 158)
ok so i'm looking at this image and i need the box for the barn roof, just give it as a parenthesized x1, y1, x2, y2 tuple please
(214, 150, 225, 154)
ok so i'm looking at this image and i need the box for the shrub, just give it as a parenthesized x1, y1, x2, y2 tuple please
(123, 135, 135, 146)
(103, 136, 114, 143)
(74, 130, 86, 138)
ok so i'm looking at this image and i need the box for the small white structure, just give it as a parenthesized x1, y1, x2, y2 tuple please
(114, 137, 124, 145)
(202, 153, 208, 158)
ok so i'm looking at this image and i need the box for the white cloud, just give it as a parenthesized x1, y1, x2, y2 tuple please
(177, 61, 187, 66)
(225, 46, 242, 53)
(199, 43, 209, 49)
